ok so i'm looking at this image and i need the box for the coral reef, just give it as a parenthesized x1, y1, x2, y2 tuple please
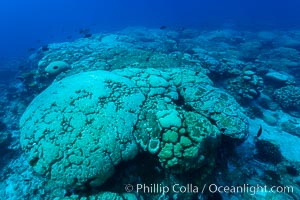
(19, 67, 249, 193)
(0, 120, 6, 131)
(226, 70, 264, 103)
(255, 140, 283, 164)
(273, 85, 300, 114)
(2, 27, 300, 199)
(59, 192, 137, 200)
(286, 165, 299, 176)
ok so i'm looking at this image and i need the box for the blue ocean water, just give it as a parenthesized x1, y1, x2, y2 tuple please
(1, 1, 300, 199)
(0, 0, 300, 58)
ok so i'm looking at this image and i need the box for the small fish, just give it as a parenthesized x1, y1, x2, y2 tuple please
(256, 124, 262, 138)
(84, 33, 92, 38)
(79, 28, 85, 34)
(79, 28, 90, 34)
(160, 25, 167, 30)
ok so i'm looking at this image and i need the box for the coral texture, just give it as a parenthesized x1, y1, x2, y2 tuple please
(20, 70, 145, 189)
(20, 68, 248, 189)
(273, 85, 300, 111)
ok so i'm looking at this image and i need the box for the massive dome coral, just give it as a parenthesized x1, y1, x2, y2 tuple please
(19, 68, 249, 190)
(20, 70, 145, 189)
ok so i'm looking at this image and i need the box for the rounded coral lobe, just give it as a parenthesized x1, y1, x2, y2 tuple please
(19, 70, 145, 189)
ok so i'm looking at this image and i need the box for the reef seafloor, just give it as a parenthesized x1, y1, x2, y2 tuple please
(0, 27, 300, 200)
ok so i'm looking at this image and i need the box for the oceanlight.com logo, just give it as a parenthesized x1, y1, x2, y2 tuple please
(208, 184, 294, 195)
(124, 183, 294, 196)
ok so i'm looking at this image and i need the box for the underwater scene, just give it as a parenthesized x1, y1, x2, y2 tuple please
(1, 0, 300, 199)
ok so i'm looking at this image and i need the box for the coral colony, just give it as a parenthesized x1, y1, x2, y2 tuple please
(1, 28, 299, 199)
